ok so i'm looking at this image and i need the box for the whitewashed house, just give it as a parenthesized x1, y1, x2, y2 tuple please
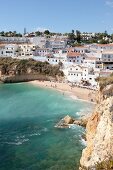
(67, 65, 83, 83)
(66, 51, 83, 65)
(83, 56, 97, 68)
(89, 44, 113, 51)
(101, 51, 113, 69)
(67, 65, 98, 86)
(0, 44, 18, 57)
(18, 44, 35, 57)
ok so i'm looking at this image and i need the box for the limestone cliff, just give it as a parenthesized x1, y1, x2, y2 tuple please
(80, 85, 113, 169)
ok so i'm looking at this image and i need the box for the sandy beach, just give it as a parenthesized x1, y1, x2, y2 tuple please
(29, 80, 97, 103)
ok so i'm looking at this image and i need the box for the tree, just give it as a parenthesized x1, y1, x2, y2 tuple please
(44, 30, 50, 35)
(104, 30, 108, 36)
(76, 30, 81, 43)
(35, 31, 42, 36)
(72, 29, 74, 34)
(0, 31, 5, 36)
(58, 61, 63, 68)
(68, 30, 76, 46)
(111, 34, 113, 42)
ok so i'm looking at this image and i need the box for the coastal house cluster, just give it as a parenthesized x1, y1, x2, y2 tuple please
(0, 35, 113, 88)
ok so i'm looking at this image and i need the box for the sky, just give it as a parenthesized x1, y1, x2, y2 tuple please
(0, 0, 113, 34)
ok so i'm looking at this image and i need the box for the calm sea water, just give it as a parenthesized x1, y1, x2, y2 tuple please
(0, 83, 93, 170)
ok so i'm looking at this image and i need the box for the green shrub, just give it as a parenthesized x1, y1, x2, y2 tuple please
(95, 160, 113, 170)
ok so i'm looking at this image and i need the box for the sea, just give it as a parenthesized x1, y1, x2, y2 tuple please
(0, 83, 93, 170)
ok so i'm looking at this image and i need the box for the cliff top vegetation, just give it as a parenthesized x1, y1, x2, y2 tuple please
(0, 57, 64, 78)
(96, 73, 113, 90)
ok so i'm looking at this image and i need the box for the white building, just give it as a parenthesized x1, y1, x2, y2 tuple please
(17, 44, 35, 57)
(0, 44, 18, 57)
(101, 51, 113, 69)
(66, 51, 83, 65)
(34, 48, 51, 56)
(83, 56, 97, 68)
(67, 65, 98, 86)
(80, 32, 96, 40)
(0, 36, 30, 44)
(29, 37, 47, 48)
(89, 44, 113, 51)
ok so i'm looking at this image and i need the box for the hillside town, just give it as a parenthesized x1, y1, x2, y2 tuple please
(0, 30, 113, 89)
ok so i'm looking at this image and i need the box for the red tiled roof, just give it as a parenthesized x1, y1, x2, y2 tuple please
(84, 57, 97, 60)
(96, 44, 113, 47)
(67, 52, 81, 57)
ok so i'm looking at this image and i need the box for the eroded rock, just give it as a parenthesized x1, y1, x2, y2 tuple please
(80, 85, 113, 169)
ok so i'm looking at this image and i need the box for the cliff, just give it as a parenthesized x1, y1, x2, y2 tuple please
(0, 58, 64, 83)
(79, 84, 113, 169)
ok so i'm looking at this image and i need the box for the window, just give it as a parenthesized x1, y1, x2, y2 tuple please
(70, 60, 71, 62)
(73, 60, 75, 62)
(108, 55, 110, 58)
(77, 74, 78, 76)
(56, 60, 57, 62)
(89, 78, 92, 80)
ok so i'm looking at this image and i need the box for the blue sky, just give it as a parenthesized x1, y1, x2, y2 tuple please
(0, 0, 113, 33)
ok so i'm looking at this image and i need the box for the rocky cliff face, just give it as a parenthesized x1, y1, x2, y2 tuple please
(80, 85, 113, 169)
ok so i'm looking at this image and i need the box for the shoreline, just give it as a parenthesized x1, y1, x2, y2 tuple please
(28, 80, 96, 104)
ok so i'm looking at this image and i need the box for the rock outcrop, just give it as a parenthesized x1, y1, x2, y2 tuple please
(73, 119, 88, 128)
(55, 115, 88, 128)
(55, 115, 75, 128)
(80, 85, 113, 169)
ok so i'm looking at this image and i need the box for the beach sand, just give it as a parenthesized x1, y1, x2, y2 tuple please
(29, 80, 97, 103)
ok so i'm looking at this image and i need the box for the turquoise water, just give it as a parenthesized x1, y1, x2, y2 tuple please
(0, 83, 93, 170)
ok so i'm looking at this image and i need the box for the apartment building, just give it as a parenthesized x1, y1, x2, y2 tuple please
(0, 44, 18, 57)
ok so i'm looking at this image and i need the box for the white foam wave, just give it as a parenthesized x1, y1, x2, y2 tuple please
(22, 138, 29, 142)
(16, 135, 25, 139)
(42, 128, 48, 132)
(70, 95, 78, 100)
(5, 142, 22, 145)
(46, 119, 53, 122)
(5, 138, 29, 146)
(75, 107, 93, 117)
(69, 124, 78, 129)
(80, 138, 87, 146)
(29, 133, 40, 137)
